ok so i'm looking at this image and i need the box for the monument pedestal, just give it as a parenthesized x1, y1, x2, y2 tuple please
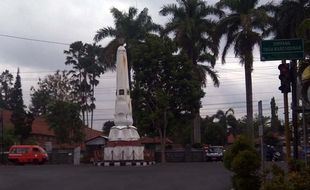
(104, 126, 144, 161)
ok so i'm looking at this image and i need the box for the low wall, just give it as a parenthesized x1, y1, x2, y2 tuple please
(155, 149, 205, 162)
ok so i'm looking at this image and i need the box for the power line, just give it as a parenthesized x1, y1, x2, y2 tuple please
(0, 33, 70, 46)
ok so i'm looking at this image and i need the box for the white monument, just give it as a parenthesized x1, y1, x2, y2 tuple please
(104, 46, 144, 162)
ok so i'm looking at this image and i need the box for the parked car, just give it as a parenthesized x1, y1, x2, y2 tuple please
(265, 145, 283, 161)
(300, 146, 310, 159)
(8, 145, 48, 165)
(206, 146, 224, 161)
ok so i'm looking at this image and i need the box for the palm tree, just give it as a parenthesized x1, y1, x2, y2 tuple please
(160, 0, 221, 143)
(94, 7, 161, 67)
(272, 0, 310, 39)
(212, 108, 238, 139)
(297, 18, 310, 57)
(64, 42, 105, 128)
(216, 0, 272, 142)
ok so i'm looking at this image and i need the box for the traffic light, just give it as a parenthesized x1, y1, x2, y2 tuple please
(278, 63, 291, 93)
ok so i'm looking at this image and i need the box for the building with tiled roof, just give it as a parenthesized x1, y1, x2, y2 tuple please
(1, 110, 103, 150)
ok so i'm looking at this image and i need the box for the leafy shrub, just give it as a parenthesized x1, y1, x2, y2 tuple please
(260, 164, 292, 190)
(224, 136, 256, 170)
(191, 143, 203, 149)
(261, 162, 310, 190)
(288, 163, 310, 190)
(231, 150, 260, 176)
(233, 174, 261, 190)
(223, 135, 261, 190)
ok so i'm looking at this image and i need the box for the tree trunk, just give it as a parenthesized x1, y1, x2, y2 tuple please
(90, 83, 94, 129)
(163, 110, 167, 163)
(193, 112, 201, 144)
(244, 61, 254, 143)
(158, 110, 168, 164)
(86, 105, 89, 127)
(158, 125, 166, 163)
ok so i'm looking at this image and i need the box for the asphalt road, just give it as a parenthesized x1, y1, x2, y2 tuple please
(0, 162, 232, 190)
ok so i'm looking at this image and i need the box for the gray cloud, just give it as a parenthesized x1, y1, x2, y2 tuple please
(0, 0, 284, 130)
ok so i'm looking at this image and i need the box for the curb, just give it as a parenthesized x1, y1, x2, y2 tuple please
(95, 161, 156, 167)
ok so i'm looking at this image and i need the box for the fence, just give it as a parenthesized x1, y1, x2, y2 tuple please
(155, 149, 205, 162)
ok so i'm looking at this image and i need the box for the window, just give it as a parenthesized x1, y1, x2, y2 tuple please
(33, 148, 40, 152)
(10, 148, 29, 154)
(119, 89, 124, 95)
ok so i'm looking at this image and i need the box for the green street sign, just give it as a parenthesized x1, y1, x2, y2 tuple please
(260, 39, 304, 61)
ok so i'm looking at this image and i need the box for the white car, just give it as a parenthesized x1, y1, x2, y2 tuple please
(206, 146, 224, 161)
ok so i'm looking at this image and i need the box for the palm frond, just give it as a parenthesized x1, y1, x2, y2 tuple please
(196, 64, 219, 87)
(110, 7, 124, 23)
(94, 27, 116, 42)
(128, 7, 138, 19)
(159, 4, 178, 16)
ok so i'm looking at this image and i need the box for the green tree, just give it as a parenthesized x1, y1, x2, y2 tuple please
(160, 0, 221, 143)
(64, 42, 105, 128)
(46, 101, 84, 144)
(270, 97, 282, 133)
(102, 120, 114, 134)
(212, 108, 238, 132)
(297, 18, 310, 56)
(10, 69, 34, 144)
(201, 116, 226, 145)
(216, 0, 272, 142)
(0, 70, 14, 109)
(30, 70, 76, 116)
(270, 0, 310, 40)
(94, 7, 161, 66)
(224, 136, 261, 190)
(131, 35, 204, 162)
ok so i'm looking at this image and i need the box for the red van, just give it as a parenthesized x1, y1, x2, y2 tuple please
(8, 145, 48, 165)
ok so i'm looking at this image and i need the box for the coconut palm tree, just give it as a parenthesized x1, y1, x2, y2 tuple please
(272, 0, 310, 39)
(297, 18, 310, 57)
(160, 0, 221, 143)
(64, 42, 105, 128)
(216, 0, 273, 141)
(211, 108, 238, 138)
(94, 7, 161, 67)
(212, 108, 237, 129)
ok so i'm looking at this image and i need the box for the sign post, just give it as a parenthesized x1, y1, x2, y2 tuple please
(258, 101, 264, 171)
(260, 39, 304, 61)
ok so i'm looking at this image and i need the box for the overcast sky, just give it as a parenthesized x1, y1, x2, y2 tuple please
(0, 0, 285, 130)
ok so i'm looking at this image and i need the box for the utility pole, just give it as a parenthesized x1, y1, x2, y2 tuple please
(291, 60, 299, 159)
(284, 92, 292, 165)
(278, 60, 292, 166)
(258, 101, 264, 171)
(302, 99, 308, 166)
(0, 109, 4, 164)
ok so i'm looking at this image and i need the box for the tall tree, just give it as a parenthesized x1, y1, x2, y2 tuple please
(10, 69, 34, 144)
(0, 70, 14, 109)
(64, 42, 105, 128)
(297, 18, 310, 57)
(160, 0, 221, 143)
(271, 0, 310, 40)
(201, 116, 226, 146)
(270, 97, 282, 133)
(30, 70, 76, 116)
(46, 101, 84, 144)
(216, 0, 272, 142)
(102, 120, 115, 134)
(94, 7, 161, 66)
(131, 35, 204, 162)
(212, 108, 238, 137)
